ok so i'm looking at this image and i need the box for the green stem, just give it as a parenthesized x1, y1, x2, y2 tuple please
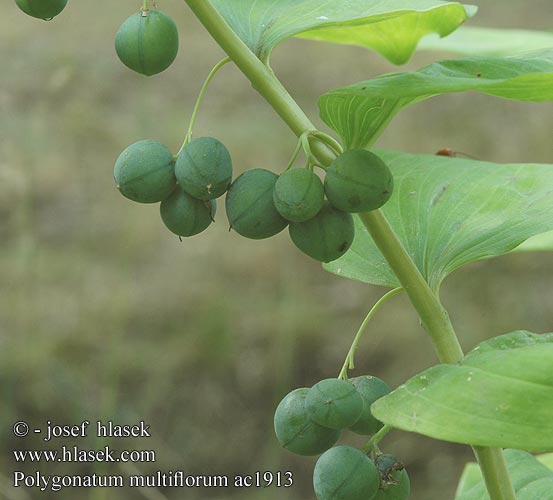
(357, 211, 464, 364)
(363, 424, 393, 454)
(284, 136, 304, 172)
(182, 0, 335, 166)
(182, 2, 515, 499)
(309, 130, 344, 159)
(300, 132, 316, 168)
(141, 0, 148, 13)
(338, 287, 403, 380)
(177, 57, 231, 156)
(473, 447, 516, 500)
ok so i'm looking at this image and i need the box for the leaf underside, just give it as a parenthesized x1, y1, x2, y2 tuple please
(324, 150, 553, 290)
(455, 450, 553, 500)
(319, 49, 553, 150)
(516, 230, 553, 252)
(210, 0, 475, 63)
(371, 331, 553, 452)
(419, 26, 553, 58)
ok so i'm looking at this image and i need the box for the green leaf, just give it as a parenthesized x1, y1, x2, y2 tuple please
(210, 0, 475, 63)
(419, 26, 553, 58)
(538, 453, 553, 470)
(371, 331, 553, 452)
(296, 4, 476, 65)
(516, 230, 553, 252)
(455, 462, 482, 497)
(324, 151, 553, 290)
(455, 450, 553, 500)
(319, 49, 553, 149)
(324, 150, 553, 290)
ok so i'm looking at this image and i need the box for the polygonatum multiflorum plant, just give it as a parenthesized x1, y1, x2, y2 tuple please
(18, 0, 553, 498)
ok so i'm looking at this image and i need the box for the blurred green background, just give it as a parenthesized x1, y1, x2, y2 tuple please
(1, 1, 552, 499)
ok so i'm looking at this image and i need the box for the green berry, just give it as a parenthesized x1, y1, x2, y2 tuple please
(225, 168, 288, 239)
(374, 455, 410, 500)
(349, 376, 391, 435)
(274, 388, 340, 456)
(160, 189, 215, 237)
(288, 201, 354, 262)
(325, 150, 393, 213)
(115, 10, 179, 76)
(114, 140, 176, 204)
(313, 446, 380, 500)
(175, 137, 232, 200)
(15, 0, 67, 20)
(273, 168, 324, 222)
(305, 379, 363, 430)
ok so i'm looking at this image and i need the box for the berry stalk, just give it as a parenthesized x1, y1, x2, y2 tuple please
(177, 57, 231, 155)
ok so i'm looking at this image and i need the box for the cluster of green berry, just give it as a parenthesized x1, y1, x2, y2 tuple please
(274, 377, 409, 500)
(265, 149, 394, 262)
(113, 139, 394, 262)
(15, 0, 68, 20)
(114, 137, 230, 237)
(18, 1, 394, 262)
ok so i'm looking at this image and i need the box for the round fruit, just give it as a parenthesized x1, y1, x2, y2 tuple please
(325, 150, 393, 213)
(175, 137, 232, 200)
(273, 168, 324, 222)
(274, 388, 340, 456)
(225, 168, 288, 239)
(305, 378, 363, 430)
(374, 455, 410, 500)
(115, 10, 179, 76)
(160, 189, 215, 237)
(114, 140, 176, 204)
(313, 446, 380, 500)
(288, 201, 354, 262)
(15, 0, 67, 20)
(349, 376, 391, 435)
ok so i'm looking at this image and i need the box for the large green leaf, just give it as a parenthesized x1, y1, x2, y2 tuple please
(324, 151, 553, 290)
(319, 49, 553, 149)
(419, 26, 553, 58)
(371, 331, 553, 452)
(455, 450, 553, 500)
(210, 0, 475, 63)
(538, 453, 553, 470)
(516, 230, 553, 252)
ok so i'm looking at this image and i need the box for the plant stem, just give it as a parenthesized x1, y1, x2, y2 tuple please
(357, 211, 464, 364)
(182, 0, 336, 166)
(177, 57, 231, 156)
(284, 136, 304, 172)
(338, 287, 403, 380)
(473, 447, 516, 500)
(182, 2, 516, 499)
(363, 424, 393, 454)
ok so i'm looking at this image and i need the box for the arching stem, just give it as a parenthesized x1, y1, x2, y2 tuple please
(177, 57, 231, 156)
(338, 287, 403, 380)
(363, 425, 393, 454)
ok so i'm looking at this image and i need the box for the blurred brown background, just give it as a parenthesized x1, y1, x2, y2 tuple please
(1, 1, 552, 499)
